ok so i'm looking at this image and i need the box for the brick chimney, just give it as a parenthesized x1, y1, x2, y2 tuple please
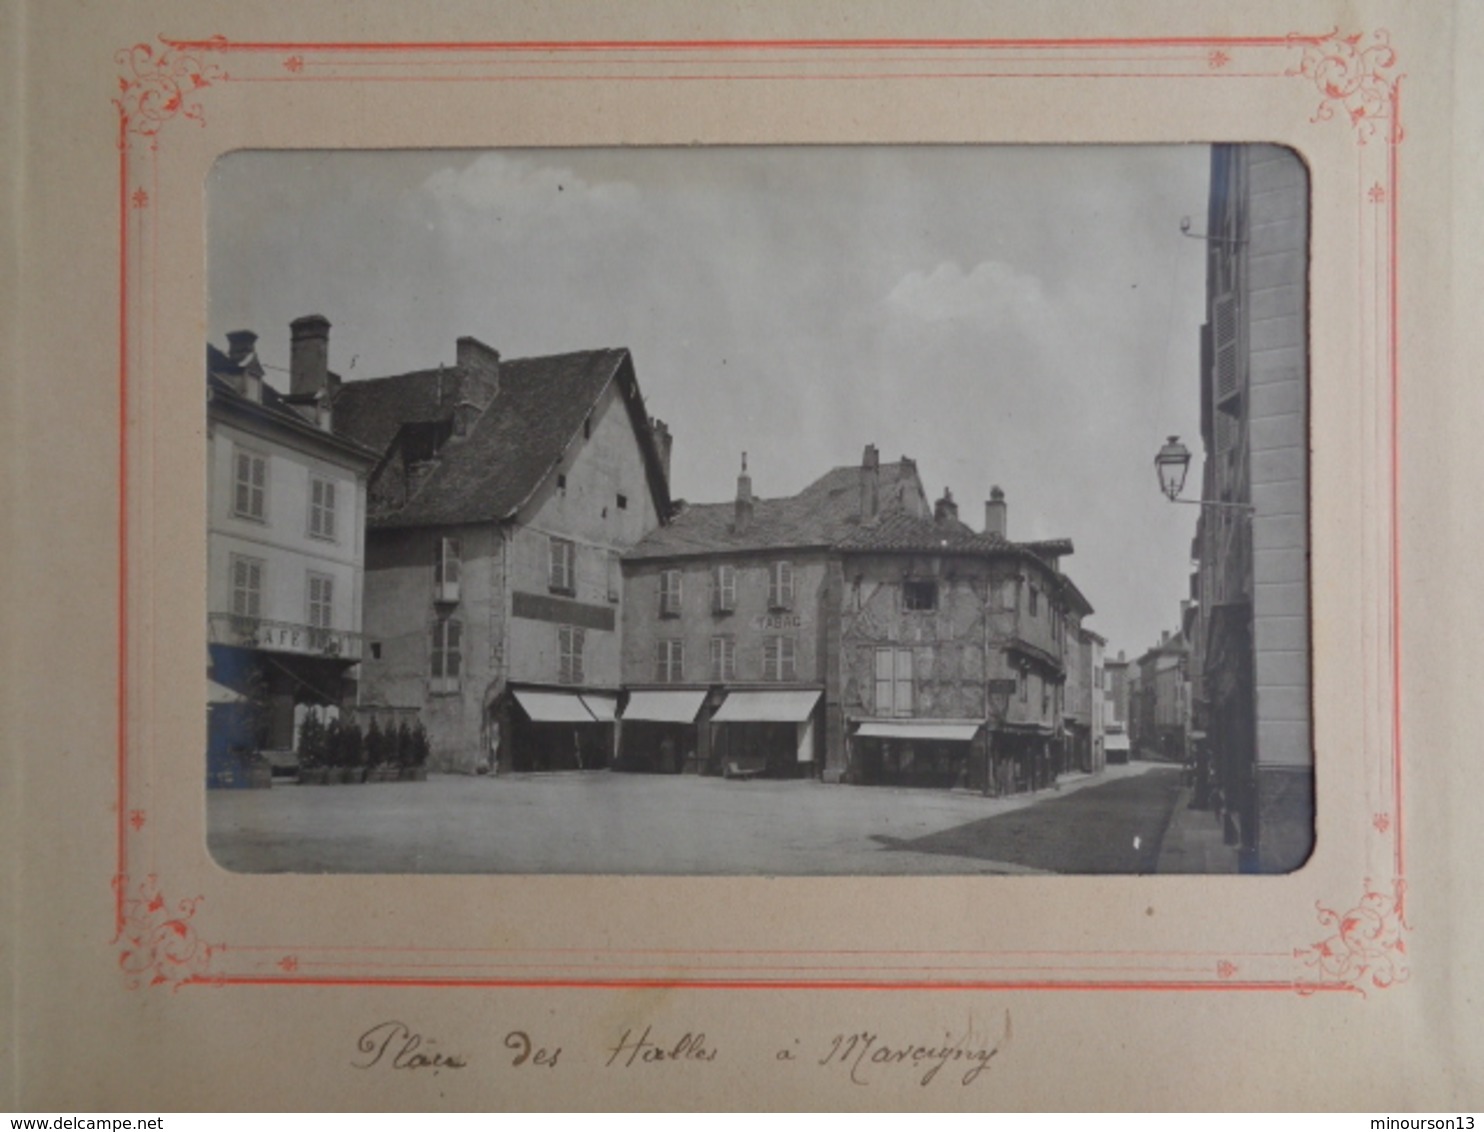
(984, 485, 1007, 538)
(734, 452, 754, 533)
(933, 486, 958, 525)
(651, 418, 673, 486)
(859, 443, 880, 523)
(456, 335, 500, 409)
(290, 314, 331, 397)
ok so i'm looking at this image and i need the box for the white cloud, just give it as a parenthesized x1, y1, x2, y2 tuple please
(884, 260, 1049, 326)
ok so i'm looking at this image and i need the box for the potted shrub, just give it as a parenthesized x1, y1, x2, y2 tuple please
(395, 720, 413, 779)
(325, 717, 349, 783)
(365, 717, 388, 782)
(342, 718, 366, 783)
(403, 720, 430, 781)
(297, 710, 329, 785)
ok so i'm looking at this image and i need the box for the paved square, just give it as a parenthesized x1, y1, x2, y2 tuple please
(207, 762, 1166, 875)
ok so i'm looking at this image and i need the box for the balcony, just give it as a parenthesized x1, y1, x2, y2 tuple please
(208, 612, 365, 661)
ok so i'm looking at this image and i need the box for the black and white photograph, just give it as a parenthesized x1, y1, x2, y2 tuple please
(204, 144, 1310, 876)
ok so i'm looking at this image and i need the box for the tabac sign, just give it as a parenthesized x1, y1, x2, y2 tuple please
(750, 613, 806, 631)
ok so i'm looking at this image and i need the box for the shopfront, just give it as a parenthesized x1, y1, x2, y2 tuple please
(709, 689, 821, 778)
(617, 689, 708, 773)
(849, 719, 984, 789)
(507, 687, 616, 772)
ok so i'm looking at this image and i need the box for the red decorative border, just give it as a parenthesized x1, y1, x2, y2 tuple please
(115, 30, 1405, 996)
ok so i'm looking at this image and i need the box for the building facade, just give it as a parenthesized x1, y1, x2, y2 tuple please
(1190, 143, 1312, 871)
(621, 447, 926, 778)
(206, 328, 378, 782)
(833, 486, 1092, 793)
(328, 324, 672, 773)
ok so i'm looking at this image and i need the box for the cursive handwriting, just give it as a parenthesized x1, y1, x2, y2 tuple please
(353, 1020, 468, 1073)
(816, 1011, 1011, 1087)
(605, 1026, 718, 1068)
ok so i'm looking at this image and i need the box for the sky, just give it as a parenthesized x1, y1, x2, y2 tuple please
(208, 145, 1212, 660)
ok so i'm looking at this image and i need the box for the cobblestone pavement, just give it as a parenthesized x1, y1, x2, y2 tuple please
(207, 760, 1169, 875)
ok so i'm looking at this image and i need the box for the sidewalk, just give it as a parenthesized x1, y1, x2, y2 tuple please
(1155, 784, 1241, 874)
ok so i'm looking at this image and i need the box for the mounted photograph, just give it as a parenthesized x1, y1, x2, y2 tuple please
(203, 144, 1310, 876)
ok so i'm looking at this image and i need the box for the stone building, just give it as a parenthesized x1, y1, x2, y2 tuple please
(327, 321, 673, 772)
(620, 447, 926, 777)
(832, 484, 1092, 793)
(205, 327, 378, 782)
(1188, 143, 1312, 871)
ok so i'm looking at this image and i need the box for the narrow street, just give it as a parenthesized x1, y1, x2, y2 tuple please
(873, 764, 1185, 874)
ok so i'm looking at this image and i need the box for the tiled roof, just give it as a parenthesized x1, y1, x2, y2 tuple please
(206, 347, 378, 465)
(834, 509, 1018, 554)
(625, 460, 923, 560)
(337, 347, 666, 529)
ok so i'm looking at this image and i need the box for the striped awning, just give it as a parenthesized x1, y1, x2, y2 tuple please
(621, 690, 707, 723)
(512, 689, 598, 723)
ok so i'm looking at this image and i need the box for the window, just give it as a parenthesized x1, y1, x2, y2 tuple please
(710, 636, 735, 682)
(434, 537, 461, 602)
(558, 625, 585, 685)
(308, 476, 336, 540)
(764, 636, 797, 682)
(230, 554, 264, 631)
(233, 448, 267, 521)
(607, 550, 621, 603)
(1029, 585, 1039, 616)
(583, 415, 592, 439)
(903, 580, 937, 612)
(1020, 671, 1030, 703)
(431, 618, 462, 693)
(549, 537, 576, 594)
(712, 564, 737, 614)
(659, 569, 683, 617)
(768, 561, 795, 610)
(1042, 680, 1052, 719)
(616, 493, 628, 510)
(307, 572, 334, 649)
(874, 647, 913, 717)
(655, 639, 684, 683)
(556, 473, 567, 491)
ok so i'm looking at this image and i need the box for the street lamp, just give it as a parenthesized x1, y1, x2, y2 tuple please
(1154, 435, 1191, 501)
(1153, 435, 1254, 513)
(984, 677, 1017, 797)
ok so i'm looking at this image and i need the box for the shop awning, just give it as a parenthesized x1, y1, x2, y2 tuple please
(1104, 733, 1131, 751)
(621, 689, 707, 723)
(853, 719, 982, 742)
(207, 679, 246, 705)
(711, 689, 821, 724)
(580, 693, 619, 722)
(512, 689, 598, 723)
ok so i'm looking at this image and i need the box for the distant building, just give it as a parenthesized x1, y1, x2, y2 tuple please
(205, 327, 378, 781)
(1132, 630, 1190, 764)
(1188, 143, 1312, 871)
(328, 321, 673, 773)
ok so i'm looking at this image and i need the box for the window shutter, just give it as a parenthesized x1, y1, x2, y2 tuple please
(1212, 291, 1241, 408)
(893, 650, 913, 717)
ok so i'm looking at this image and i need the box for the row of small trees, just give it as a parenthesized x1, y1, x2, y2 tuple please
(298, 713, 429, 771)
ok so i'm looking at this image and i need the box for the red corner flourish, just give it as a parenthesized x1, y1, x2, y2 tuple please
(1286, 28, 1400, 143)
(1295, 880, 1409, 996)
(114, 38, 226, 145)
(114, 875, 216, 990)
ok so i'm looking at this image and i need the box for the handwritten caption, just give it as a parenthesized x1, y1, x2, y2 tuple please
(352, 1010, 1010, 1088)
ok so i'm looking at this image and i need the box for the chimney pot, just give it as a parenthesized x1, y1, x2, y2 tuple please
(226, 330, 258, 365)
(933, 486, 959, 524)
(734, 452, 754, 533)
(455, 335, 501, 411)
(859, 443, 881, 523)
(290, 314, 331, 397)
(984, 485, 1008, 538)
